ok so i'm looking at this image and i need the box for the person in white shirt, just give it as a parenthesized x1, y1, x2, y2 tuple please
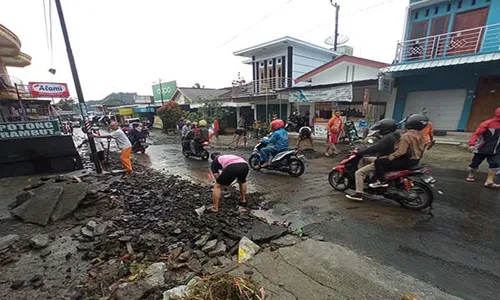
(93, 121, 133, 173)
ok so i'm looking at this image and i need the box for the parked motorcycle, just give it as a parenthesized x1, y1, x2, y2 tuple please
(328, 153, 439, 210)
(182, 140, 210, 160)
(248, 141, 306, 177)
(132, 137, 149, 153)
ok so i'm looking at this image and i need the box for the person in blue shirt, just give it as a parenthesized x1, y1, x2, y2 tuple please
(260, 119, 289, 166)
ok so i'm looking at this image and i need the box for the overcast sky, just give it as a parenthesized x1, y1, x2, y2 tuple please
(1, 0, 407, 100)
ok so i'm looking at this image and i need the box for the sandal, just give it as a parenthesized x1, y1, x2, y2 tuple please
(466, 177, 475, 182)
(207, 206, 219, 213)
(484, 183, 500, 189)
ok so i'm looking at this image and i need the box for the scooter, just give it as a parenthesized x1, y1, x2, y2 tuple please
(182, 140, 210, 160)
(248, 141, 306, 177)
(132, 137, 149, 153)
(328, 153, 440, 210)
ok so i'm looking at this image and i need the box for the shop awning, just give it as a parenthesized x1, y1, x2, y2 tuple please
(381, 53, 500, 74)
(189, 102, 252, 109)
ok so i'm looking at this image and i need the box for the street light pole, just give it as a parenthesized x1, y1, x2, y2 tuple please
(330, 1, 340, 51)
(159, 78, 164, 105)
(55, 0, 102, 174)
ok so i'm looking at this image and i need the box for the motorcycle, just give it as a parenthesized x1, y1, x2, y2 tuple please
(328, 153, 439, 210)
(132, 137, 148, 153)
(182, 140, 210, 160)
(248, 141, 306, 177)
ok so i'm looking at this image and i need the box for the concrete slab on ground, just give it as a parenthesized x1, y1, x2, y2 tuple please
(231, 239, 463, 300)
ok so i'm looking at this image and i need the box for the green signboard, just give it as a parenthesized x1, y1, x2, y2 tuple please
(152, 80, 177, 103)
(0, 120, 61, 140)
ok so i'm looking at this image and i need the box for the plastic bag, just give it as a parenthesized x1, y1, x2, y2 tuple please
(238, 236, 260, 263)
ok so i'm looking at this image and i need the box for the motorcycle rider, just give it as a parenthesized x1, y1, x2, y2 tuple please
(129, 123, 146, 149)
(260, 119, 289, 167)
(181, 120, 192, 138)
(369, 114, 427, 188)
(345, 118, 400, 201)
(191, 119, 209, 154)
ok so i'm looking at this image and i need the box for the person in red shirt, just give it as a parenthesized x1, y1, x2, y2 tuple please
(213, 119, 220, 139)
(467, 107, 500, 188)
(325, 110, 343, 156)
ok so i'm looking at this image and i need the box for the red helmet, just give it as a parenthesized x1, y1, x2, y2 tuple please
(270, 119, 285, 131)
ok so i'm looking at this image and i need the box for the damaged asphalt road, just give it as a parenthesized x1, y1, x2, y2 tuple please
(0, 130, 499, 299)
(140, 135, 500, 300)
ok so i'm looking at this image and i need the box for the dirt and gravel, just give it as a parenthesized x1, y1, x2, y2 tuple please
(0, 147, 289, 300)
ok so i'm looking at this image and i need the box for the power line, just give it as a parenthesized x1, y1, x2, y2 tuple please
(218, 0, 294, 48)
(299, 0, 396, 38)
(43, 0, 50, 51)
(49, 0, 54, 67)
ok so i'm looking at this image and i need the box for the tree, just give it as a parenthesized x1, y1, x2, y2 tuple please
(192, 83, 205, 89)
(157, 100, 183, 133)
(57, 97, 76, 111)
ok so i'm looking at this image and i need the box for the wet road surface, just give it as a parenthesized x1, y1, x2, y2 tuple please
(134, 136, 499, 300)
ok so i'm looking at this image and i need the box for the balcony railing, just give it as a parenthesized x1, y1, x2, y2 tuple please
(394, 23, 500, 64)
(231, 77, 293, 97)
(0, 73, 30, 100)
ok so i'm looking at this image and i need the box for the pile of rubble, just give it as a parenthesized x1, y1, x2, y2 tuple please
(7, 173, 115, 226)
(70, 167, 287, 299)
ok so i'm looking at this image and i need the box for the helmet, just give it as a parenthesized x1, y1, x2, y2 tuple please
(199, 119, 207, 127)
(270, 119, 285, 131)
(192, 121, 198, 126)
(185, 120, 191, 125)
(370, 118, 397, 135)
(405, 114, 429, 130)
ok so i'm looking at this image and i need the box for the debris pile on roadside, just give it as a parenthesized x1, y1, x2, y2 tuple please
(8, 172, 117, 226)
(56, 155, 285, 299)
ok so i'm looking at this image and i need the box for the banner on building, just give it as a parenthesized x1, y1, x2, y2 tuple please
(362, 89, 370, 116)
(134, 107, 156, 113)
(153, 116, 163, 129)
(0, 120, 61, 140)
(119, 108, 134, 116)
(28, 82, 70, 98)
(289, 84, 353, 103)
(134, 95, 154, 104)
(152, 80, 177, 103)
(378, 75, 394, 93)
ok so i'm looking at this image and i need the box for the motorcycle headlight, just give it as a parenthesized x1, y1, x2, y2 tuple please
(367, 139, 374, 144)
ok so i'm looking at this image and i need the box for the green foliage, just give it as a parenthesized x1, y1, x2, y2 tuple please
(184, 99, 230, 130)
(198, 99, 229, 124)
(157, 100, 183, 132)
(57, 97, 76, 111)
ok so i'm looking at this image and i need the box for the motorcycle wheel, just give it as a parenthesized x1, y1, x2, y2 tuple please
(288, 158, 305, 177)
(141, 148, 146, 154)
(400, 181, 434, 210)
(182, 148, 190, 158)
(248, 156, 261, 170)
(200, 150, 209, 161)
(328, 170, 351, 191)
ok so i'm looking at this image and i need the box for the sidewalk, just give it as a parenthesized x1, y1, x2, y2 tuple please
(210, 131, 470, 149)
(230, 238, 462, 300)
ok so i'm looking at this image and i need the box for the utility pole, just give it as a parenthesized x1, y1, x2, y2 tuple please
(330, 1, 340, 51)
(55, 0, 102, 174)
(159, 79, 164, 105)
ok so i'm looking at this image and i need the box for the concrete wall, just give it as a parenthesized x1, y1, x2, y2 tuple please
(405, 0, 493, 41)
(307, 62, 381, 86)
(292, 45, 334, 79)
